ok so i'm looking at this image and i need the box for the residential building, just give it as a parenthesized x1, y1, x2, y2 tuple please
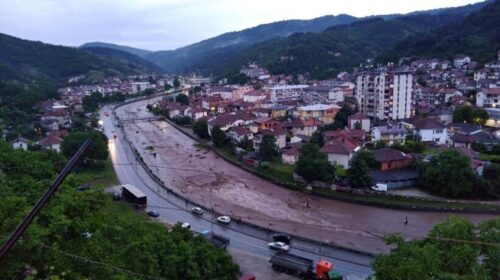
(131, 82, 152, 94)
(371, 123, 407, 145)
(476, 88, 500, 108)
(320, 137, 361, 168)
(281, 143, 303, 165)
(37, 134, 63, 152)
(356, 71, 413, 120)
(347, 113, 370, 132)
(269, 85, 308, 102)
(404, 117, 448, 145)
(289, 118, 322, 137)
(453, 55, 471, 69)
(297, 104, 340, 124)
(11, 137, 28, 151)
(373, 147, 413, 171)
(243, 90, 268, 103)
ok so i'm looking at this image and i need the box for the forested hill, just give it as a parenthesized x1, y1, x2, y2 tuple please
(379, 0, 500, 64)
(81, 42, 152, 58)
(0, 33, 155, 85)
(206, 13, 472, 79)
(81, 46, 162, 73)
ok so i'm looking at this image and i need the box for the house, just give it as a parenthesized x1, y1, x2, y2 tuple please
(347, 113, 370, 132)
(207, 113, 254, 135)
(208, 86, 235, 100)
(227, 126, 254, 143)
(37, 134, 63, 152)
(428, 108, 453, 125)
(453, 55, 471, 69)
(404, 117, 448, 145)
(201, 96, 223, 112)
(373, 147, 413, 171)
(476, 88, 500, 108)
(320, 136, 361, 168)
(323, 129, 367, 144)
(281, 143, 303, 165)
(187, 108, 207, 120)
(11, 137, 28, 151)
(41, 109, 71, 129)
(371, 123, 407, 145)
(297, 104, 340, 124)
(289, 118, 322, 137)
(269, 105, 289, 118)
(243, 90, 268, 103)
(253, 127, 287, 150)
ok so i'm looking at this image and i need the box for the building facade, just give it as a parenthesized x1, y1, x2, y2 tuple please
(356, 71, 413, 121)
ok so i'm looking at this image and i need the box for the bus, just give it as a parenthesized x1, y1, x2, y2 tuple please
(121, 184, 147, 208)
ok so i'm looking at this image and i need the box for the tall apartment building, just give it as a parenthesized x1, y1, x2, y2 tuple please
(356, 71, 413, 121)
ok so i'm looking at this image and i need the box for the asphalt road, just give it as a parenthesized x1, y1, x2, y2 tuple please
(100, 104, 374, 279)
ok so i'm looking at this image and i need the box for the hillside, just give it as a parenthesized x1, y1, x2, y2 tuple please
(81, 42, 152, 58)
(0, 33, 154, 85)
(380, 0, 500, 63)
(81, 46, 162, 72)
(189, 13, 471, 79)
(145, 14, 357, 73)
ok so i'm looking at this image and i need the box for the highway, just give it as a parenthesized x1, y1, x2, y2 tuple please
(100, 103, 374, 279)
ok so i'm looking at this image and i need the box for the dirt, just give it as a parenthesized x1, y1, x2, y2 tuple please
(115, 100, 497, 255)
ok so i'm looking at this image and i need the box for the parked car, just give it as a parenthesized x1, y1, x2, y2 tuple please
(217, 216, 231, 224)
(147, 210, 160, 217)
(191, 207, 204, 215)
(181, 222, 191, 229)
(77, 184, 90, 191)
(371, 183, 388, 192)
(272, 233, 292, 244)
(268, 241, 290, 252)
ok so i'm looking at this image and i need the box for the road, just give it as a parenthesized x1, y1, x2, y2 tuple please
(100, 104, 374, 280)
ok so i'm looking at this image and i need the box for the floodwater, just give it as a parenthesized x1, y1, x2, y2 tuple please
(116, 99, 497, 254)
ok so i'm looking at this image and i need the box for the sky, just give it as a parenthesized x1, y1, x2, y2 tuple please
(0, 0, 484, 51)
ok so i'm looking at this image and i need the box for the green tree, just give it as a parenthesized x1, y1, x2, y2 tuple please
(473, 108, 489, 126)
(175, 94, 189, 105)
(82, 91, 103, 112)
(193, 120, 209, 139)
(295, 143, 334, 182)
(421, 149, 475, 197)
(61, 131, 108, 167)
(259, 134, 277, 161)
(310, 130, 325, 147)
(322, 105, 353, 131)
(373, 217, 498, 280)
(173, 77, 181, 88)
(346, 151, 378, 188)
(211, 126, 228, 147)
(238, 136, 254, 151)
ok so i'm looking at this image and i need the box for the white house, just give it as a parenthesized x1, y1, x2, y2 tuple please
(371, 123, 407, 145)
(281, 143, 302, 165)
(347, 113, 370, 132)
(320, 137, 361, 168)
(404, 117, 448, 145)
(476, 88, 500, 108)
(37, 134, 63, 152)
(227, 126, 254, 143)
(11, 137, 28, 151)
(453, 55, 471, 69)
(243, 90, 268, 103)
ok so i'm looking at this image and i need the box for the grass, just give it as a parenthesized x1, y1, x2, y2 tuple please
(422, 148, 439, 155)
(74, 157, 119, 190)
(479, 154, 500, 163)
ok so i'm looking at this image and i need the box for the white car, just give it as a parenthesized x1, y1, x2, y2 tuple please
(268, 241, 290, 251)
(217, 216, 231, 224)
(191, 207, 204, 215)
(181, 222, 191, 229)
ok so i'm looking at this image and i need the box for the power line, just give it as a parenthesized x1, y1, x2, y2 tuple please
(41, 244, 166, 280)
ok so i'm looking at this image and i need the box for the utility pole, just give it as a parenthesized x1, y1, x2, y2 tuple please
(0, 139, 92, 262)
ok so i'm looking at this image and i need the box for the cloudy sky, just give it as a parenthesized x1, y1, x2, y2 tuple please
(0, 0, 483, 51)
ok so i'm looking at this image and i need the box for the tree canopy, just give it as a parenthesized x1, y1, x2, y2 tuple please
(453, 106, 489, 126)
(61, 131, 109, 167)
(346, 151, 378, 188)
(193, 120, 209, 139)
(421, 149, 475, 197)
(259, 134, 277, 161)
(175, 93, 189, 105)
(0, 140, 239, 279)
(295, 143, 334, 182)
(211, 126, 228, 148)
(373, 216, 500, 280)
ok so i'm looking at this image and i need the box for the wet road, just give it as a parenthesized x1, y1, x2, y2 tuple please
(100, 104, 374, 279)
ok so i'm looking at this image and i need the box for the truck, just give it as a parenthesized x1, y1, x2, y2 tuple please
(200, 230, 230, 250)
(371, 183, 388, 192)
(121, 184, 147, 208)
(269, 252, 342, 280)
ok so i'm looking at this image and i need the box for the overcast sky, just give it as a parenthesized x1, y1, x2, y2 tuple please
(0, 0, 483, 51)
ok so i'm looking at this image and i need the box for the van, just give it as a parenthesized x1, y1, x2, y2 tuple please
(371, 183, 388, 192)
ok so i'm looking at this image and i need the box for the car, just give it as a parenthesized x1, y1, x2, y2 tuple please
(147, 210, 160, 218)
(191, 207, 204, 215)
(181, 222, 191, 229)
(272, 233, 292, 244)
(77, 184, 90, 191)
(217, 216, 231, 224)
(112, 192, 121, 201)
(268, 241, 290, 252)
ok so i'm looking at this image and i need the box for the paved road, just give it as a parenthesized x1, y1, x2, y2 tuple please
(100, 105, 374, 279)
